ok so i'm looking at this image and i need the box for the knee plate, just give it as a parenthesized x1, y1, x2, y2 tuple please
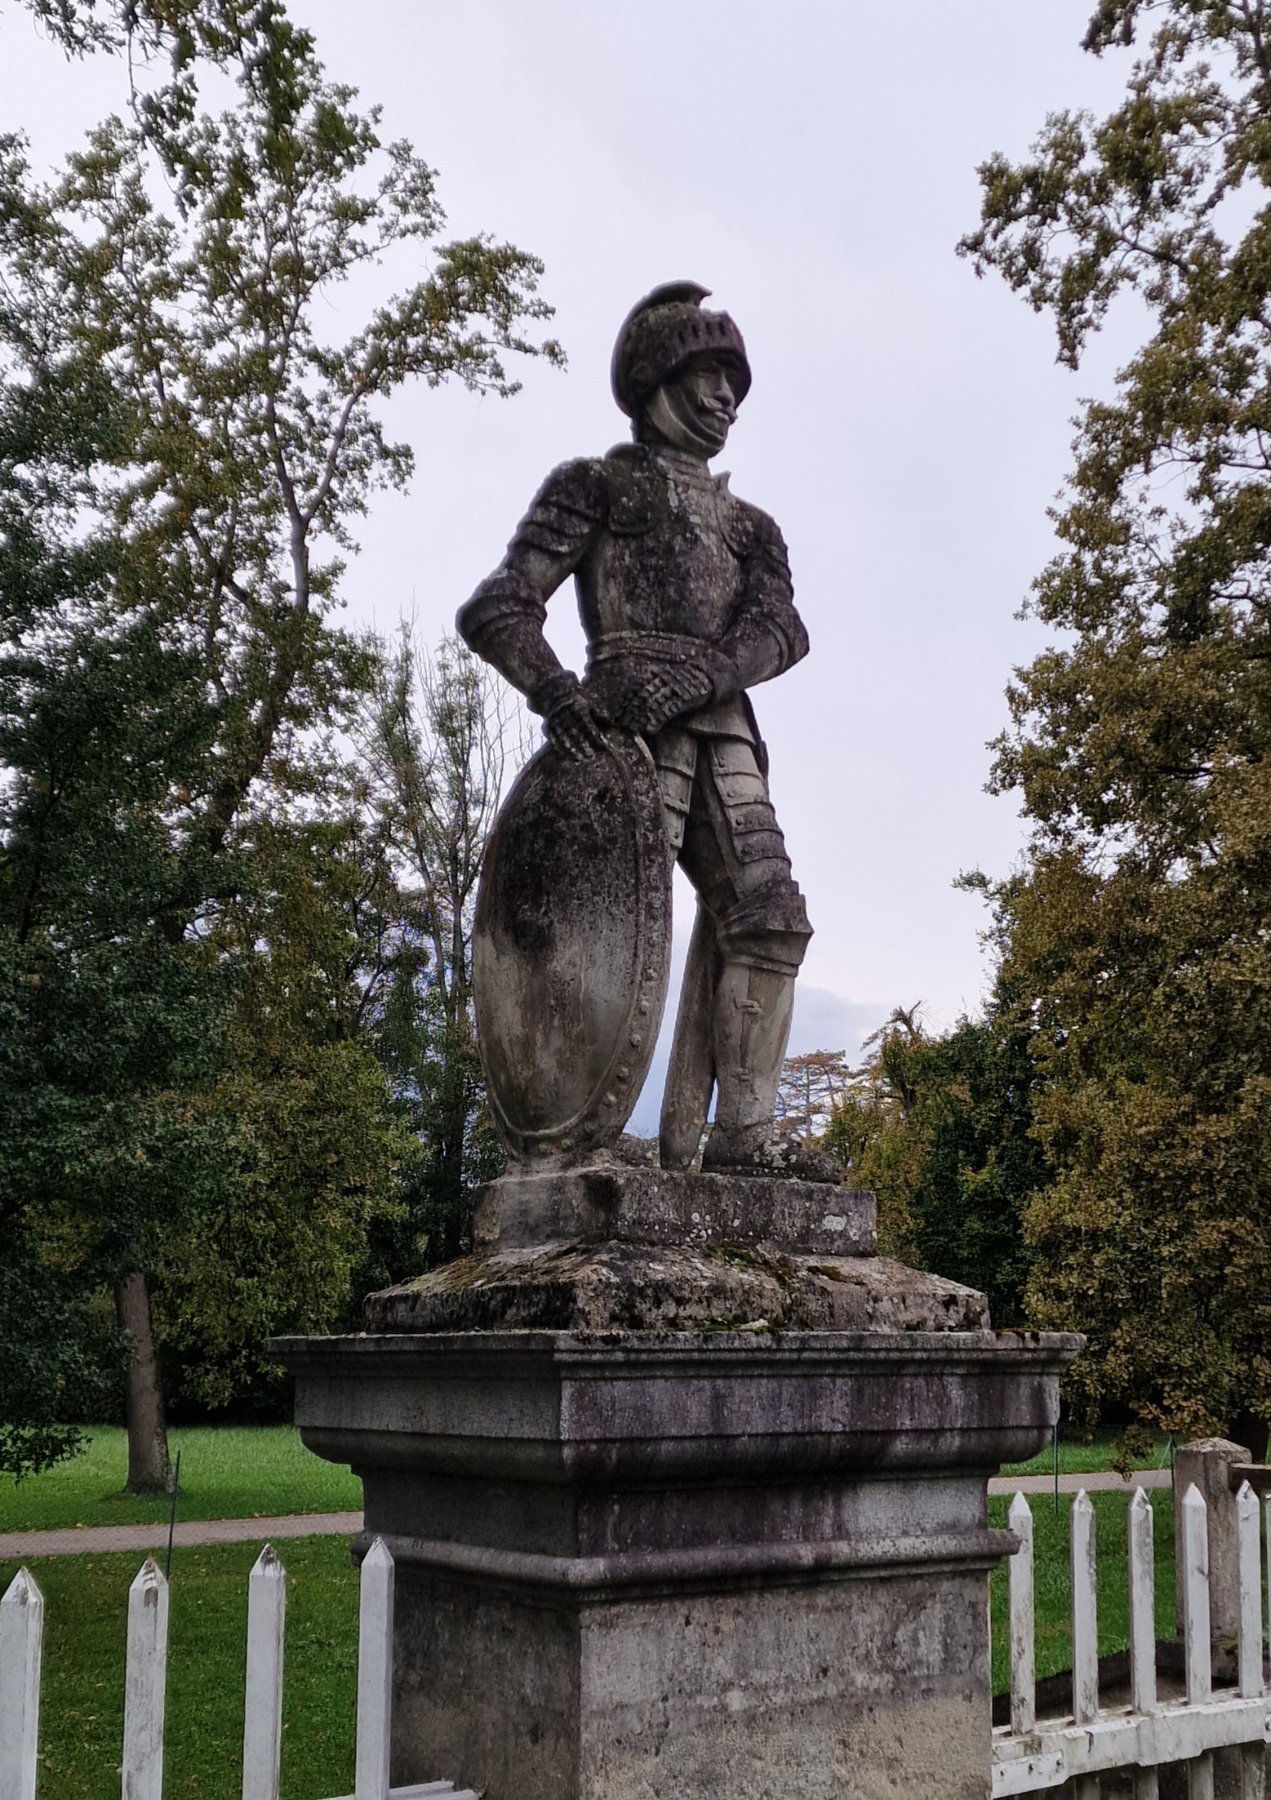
(716, 878, 812, 974)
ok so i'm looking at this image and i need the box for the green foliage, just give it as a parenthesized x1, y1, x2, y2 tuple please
(962, 0, 1271, 1449)
(774, 1050, 852, 1139)
(0, 1254, 120, 1480)
(1, 0, 559, 1458)
(357, 632, 519, 1275)
(152, 792, 413, 1409)
(825, 998, 1044, 1323)
(0, 455, 238, 1472)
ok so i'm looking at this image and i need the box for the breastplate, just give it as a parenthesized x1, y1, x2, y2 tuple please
(576, 450, 743, 643)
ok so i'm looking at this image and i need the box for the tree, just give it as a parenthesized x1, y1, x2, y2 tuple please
(151, 784, 413, 1413)
(960, 0, 1271, 1453)
(1, 0, 560, 1484)
(774, 1050, 852, 1140)
(0, 500, 240, 1480)
(824, 998, 1042, 1323)
(358, 631, 525, 1270)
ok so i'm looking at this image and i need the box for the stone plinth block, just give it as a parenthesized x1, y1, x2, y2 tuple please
(472, 1162, 878, 1255)
(274, 1325, 1080, 1800)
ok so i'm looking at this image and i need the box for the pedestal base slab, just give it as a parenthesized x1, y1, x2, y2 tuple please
(366, 1238, 987, 1334)
(274, 1326, 1081, 1800)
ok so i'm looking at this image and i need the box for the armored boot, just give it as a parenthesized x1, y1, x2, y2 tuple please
(700, 960, 841, 1183)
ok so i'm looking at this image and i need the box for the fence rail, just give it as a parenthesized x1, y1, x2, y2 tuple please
(0, 1538, 477, 1800)
(993, 1482, 1271, 1797)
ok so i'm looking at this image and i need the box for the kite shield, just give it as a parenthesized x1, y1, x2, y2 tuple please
(472, 729, 672, 1161)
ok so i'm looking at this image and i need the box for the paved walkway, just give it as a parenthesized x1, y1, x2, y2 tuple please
(990, 1466, 1171, 1497)
(0, 1510, 363, 1561)
(0, 1469, 1173, 1562)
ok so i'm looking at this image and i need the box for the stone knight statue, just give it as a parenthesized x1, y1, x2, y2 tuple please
(459, 282, 830, 1180)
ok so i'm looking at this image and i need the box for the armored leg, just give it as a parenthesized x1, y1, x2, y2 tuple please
(659, 731, 815, 1173)
(659, 899, 719, 1169)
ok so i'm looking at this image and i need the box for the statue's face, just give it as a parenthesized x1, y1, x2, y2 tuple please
(646, 354, 739, 458)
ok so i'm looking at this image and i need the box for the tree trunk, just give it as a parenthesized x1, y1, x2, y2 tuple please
(115, 1269, 172, 1493)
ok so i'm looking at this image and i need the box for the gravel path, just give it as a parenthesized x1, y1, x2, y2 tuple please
(0, 1468, 1174, 1561)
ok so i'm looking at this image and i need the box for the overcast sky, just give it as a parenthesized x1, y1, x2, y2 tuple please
(0, 2, 1141, 1125)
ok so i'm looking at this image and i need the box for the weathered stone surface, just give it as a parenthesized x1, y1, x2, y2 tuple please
(1172, 1437, 1252, 1661)
(366, 1239, 984, 1334)
(458, 283, 823, 1177)
(472, 1161, 876, 1254)
(472, 730, 671, 1160)
(273, 1326, 1083, 1800)
(278, 1328, 1081, 1493)
(395, 1566, 993, 1800)
(275, 280, 1095, 1799)
(370, 1167, 944, 1333)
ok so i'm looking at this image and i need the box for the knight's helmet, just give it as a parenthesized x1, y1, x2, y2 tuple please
(610, 282, 751, 420)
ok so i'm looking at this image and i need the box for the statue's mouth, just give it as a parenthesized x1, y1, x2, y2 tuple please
(697, 407, 734, 445)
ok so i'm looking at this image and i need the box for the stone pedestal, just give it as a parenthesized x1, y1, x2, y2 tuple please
(274, 1168, 1079, 1800)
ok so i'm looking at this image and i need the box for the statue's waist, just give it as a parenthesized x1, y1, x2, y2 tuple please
(586, 630, 713, 667)
(585, 633, 753, 743)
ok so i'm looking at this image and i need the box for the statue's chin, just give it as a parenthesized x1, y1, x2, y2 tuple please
(644, 387, 731, 458)
(668, 423, 729, 459)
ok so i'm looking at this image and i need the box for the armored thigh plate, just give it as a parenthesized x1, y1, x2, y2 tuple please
(472, 730, 673, 1160)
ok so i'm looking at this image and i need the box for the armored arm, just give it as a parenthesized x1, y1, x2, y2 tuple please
(457, 460, 607, 721)
(708, 508, 809, 702)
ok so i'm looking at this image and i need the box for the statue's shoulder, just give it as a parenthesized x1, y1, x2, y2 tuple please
(529, 454, 612, 521)
(714, 479, 789, 564)
(596, 442, 659, 534)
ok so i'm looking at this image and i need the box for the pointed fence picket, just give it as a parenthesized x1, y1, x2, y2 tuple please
(1128, 1488, 1159, 1800)
(0, 1539, 478, 1800)
(1008, 1492, 1036, 1736)
(242, 1546, 286, 1800)
(122, 1557, 169, 1800)
(1180, 1484, 1215, 1800)
(992, 1483, 1271, 1798)
(0, 1567, 43, 1800)
(1238, 1484, 1265, 1800)
(1070, 1490, 1101, 1800)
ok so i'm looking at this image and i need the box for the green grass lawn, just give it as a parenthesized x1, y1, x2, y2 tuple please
(2, 1424, 1170, 1536)
(999, 1431, 1172, 1478)
(0, 1428, 361, 1533)
(989, 1488, 1177, 1694)
(2, 1537, 359, 1800)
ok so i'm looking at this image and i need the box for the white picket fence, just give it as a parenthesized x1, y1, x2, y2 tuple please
(993, 1483, 1271, 1796)
(0, 1537, 476, 1800)
(5, 1489, 1269, 1798)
